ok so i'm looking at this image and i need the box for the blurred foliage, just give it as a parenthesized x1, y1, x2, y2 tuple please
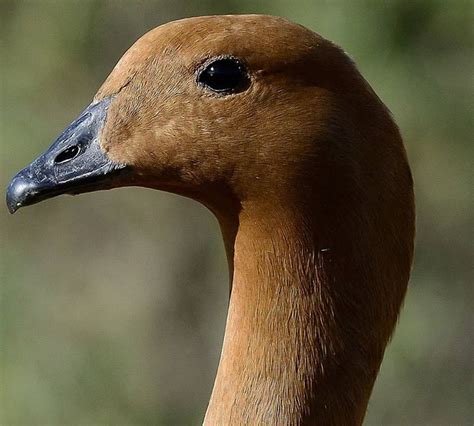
(0, 0, 472, 424)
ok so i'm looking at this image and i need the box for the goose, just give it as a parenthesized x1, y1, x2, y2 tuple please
(6, 15, 415, 425)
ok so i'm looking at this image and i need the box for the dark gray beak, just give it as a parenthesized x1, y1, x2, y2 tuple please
(6, 97, 129, 214)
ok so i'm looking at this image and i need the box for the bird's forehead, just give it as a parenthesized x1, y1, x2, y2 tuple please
(95, 15, 323, 99)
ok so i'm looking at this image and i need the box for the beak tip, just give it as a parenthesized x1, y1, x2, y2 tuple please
(7, 202, 19, 214)
(6, 174, 34, 214)
(6, 195, 21, 214)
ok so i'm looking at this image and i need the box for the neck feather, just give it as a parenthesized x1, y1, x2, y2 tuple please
(204, 204, 395, 425)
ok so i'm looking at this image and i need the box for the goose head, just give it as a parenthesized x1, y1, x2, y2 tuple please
(6, 15, 415, 424)
(7, 15, 410, 218)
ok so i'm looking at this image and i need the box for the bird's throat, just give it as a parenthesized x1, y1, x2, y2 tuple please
(204, 205, 377, 425)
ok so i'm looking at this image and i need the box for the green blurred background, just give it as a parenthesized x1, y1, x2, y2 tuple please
(1, 1, 472, 424)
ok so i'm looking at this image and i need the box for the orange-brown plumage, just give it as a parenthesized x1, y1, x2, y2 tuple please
(7, 15, 415, 425)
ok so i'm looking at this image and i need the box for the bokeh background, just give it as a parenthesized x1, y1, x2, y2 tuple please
(1, 1, 472, 424)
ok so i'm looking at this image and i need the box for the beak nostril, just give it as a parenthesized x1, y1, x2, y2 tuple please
(54, 145, 80, 164)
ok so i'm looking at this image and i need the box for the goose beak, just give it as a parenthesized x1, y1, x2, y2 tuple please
(6, 97, 129, 214)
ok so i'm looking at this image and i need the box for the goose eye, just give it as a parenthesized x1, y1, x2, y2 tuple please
(197, 58, 249, 94)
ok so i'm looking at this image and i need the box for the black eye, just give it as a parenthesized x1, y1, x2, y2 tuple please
(197, 58, 249, 94)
